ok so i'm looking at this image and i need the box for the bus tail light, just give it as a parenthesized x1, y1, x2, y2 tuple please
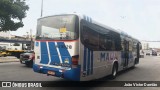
(71, 55, 79, 65)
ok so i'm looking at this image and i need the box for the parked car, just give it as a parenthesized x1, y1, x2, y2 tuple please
(152, 51, 157, 56)
(146, 53, 151, 55)
(0, 50, 11, 57)
(20, 51, 35, 67)
(0, 51, 7, 57)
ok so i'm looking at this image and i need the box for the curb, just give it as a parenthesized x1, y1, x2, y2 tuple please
(0, 60, 20, 63)
(0, 56, 20, 63)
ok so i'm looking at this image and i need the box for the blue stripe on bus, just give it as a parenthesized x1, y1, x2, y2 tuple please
(48, 42, 60, 65)
(83, 47, 87, 72)
(33, 64, 81, 81)
(91, 50, 93, 74)
(63, 65, 81, 81)
(57, 42, 71, 64)
(87, 48, 90, 75)
(40, 42, 49, 64)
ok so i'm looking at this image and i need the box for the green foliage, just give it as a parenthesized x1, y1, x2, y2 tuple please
(0, 0, 29, 31)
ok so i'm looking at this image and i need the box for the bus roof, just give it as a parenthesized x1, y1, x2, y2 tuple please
(38, 13, 140, 42)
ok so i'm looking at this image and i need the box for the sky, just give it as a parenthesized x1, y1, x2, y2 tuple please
(10, 0, 160, 47)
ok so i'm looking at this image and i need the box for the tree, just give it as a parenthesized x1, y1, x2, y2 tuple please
(0, 0, 29, 31)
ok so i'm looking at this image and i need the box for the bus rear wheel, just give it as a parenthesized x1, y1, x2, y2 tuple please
(131, 58, 136, 68)
(110, 63, 118, 79)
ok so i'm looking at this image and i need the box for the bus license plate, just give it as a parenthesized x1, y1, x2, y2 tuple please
(47, 71, 55, 75)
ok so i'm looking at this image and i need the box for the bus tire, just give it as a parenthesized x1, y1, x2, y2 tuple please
(132, 59, 136, 68)
(25, 60, 33, 68)
(110, 63, 118, 79)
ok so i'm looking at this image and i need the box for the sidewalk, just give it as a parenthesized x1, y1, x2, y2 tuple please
(0, 56, 19, 63)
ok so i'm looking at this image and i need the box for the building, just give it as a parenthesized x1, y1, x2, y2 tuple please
(148, 42, 160, 49)
(0, 31, 32, 50)
(141, 40, 149, 50)
(0, 31, 11, 39)
(0, 31, 11, 50)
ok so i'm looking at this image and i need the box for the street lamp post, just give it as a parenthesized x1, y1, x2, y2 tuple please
(26, 32, 29, 39)
(30, 29, 33, 50)
(41, 0, 43, 17)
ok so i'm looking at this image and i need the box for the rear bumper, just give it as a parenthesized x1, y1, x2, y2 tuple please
(152, 54, 157, 56)
(20, 59, 32, 64)
(33, 64, 81, 81)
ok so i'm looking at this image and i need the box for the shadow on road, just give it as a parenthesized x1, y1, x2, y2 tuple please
(40, 67, 137, 88)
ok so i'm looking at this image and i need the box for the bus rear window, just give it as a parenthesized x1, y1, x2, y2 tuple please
(36, 15, 79, 40)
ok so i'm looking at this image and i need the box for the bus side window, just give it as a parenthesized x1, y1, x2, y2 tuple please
(81, 25, 99, 51)
(82, 27, 89, 43)
(114, 33, 122, 51)
(99, 34, 107, 50)
(129, 40, 133, 51)
(105, 34, 112, 50)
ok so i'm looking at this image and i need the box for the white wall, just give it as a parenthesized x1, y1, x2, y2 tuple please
(0, 42, 28, 50)
(0, 31, 11, 39)
(149, 42, 160, 48)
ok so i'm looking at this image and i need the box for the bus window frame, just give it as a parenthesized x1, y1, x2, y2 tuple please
(80, 19, 122, 51)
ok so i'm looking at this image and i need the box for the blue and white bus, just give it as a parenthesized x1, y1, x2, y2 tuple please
(33, 14, 141, 81)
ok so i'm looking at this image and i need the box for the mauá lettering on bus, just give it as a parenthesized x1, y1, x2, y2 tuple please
(100, 52, 118, 61)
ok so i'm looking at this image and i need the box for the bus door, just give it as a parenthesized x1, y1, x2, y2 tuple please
(123, 40, 129, 68)
(135, 43, 140, 64)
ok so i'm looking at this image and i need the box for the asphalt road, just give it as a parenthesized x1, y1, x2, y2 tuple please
(0, 56, 160, 90)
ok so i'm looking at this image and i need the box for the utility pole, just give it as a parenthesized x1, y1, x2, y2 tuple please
(41, 0, 43, 17)
(26, 32, 29, 39)
(30, 29, 32, 39)
(30, 29, 33, 50)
